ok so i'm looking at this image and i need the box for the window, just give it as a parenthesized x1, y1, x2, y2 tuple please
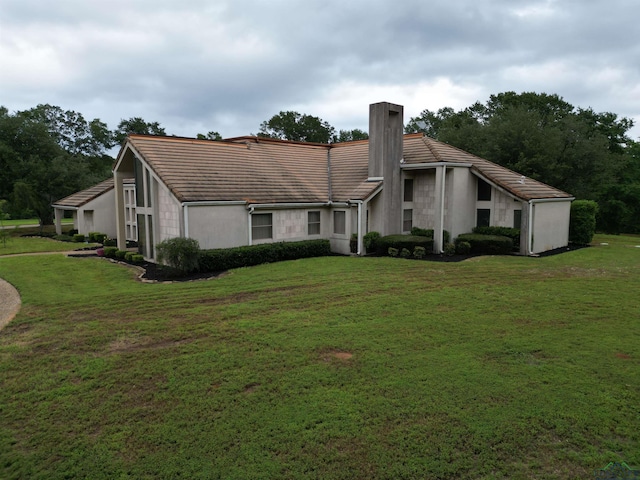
(477, 178, 492, 201)
(308, 211, 321, 235)
(252, 213, 273, 240)
(404, 178, 414, 202)
(477, 209, 490, 227)
(403, 209, 413, 232)
(333, 211, 346, 235)
(514, 210, 522, 229)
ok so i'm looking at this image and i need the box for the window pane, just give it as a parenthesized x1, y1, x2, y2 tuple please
(404, 179, 414, 202)
(308, 211, 320, 235)
(403, 209, 413, 232)
(514, 210, 522, 229)
(252, 213, 272, 240)
(334, 211, 346, 235)
(477, 209, 490, 227)
(135, 159, 144, 207)
(477, 178, 492, 201)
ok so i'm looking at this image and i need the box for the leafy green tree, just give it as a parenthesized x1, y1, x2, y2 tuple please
(114, 117, 166, 144)
(334, 129, 368, 142)
(196, 131, 222, 141)
(258, 111, 336, 143)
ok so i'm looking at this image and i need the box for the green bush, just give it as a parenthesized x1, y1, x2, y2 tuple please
(131, 254, 145, 264)
(377, 235, 433, 256)
(103, 238, 117, 247)
(413, 246, 426, 259)
(103, 246, 118, 258)
(363, 231, 381, 253)
(410, 227, 450, 243)
(115, 249, 127, 260)
(388, 247, 399, 257)
(569, 200, 598, 245)
(349, 234, 358, 254)
(124, 252, 135, 262)
(455, 234, 513, 255)
(455, 241, 471, 255)
(156, 237, 201, 273)
(198, 240, 331, 273)
(472, 226, 520, 250)
(68, 229, 78, 236)
(400, 248, 411, 258)
(444, 243, 456, 256)
(73, 233, 86, 243)
(53, 234, 73, 242)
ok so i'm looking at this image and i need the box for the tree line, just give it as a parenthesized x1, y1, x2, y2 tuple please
(1, 94, 638, 233)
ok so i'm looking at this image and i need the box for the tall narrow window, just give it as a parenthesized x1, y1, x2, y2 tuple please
(477, 209, 490, 227)
(514, 210, 522, 229)
(333, 211, 346, 235)
(404, 178, 414, 202)
(252, 213, 273, 240)
(308, 211, 321, 235)
(477, 178, 492, 201)
(403, 209, 413, 232)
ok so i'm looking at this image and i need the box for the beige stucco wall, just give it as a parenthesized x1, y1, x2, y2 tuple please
(531, 201, 571, 253)
(445, 168, 476, 240)
(187, 204, 249, 250)
(75, 190, 117, 238)
(411, 171, 437, 229)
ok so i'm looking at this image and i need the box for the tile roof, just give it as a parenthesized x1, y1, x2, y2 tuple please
(53, 178, 115, 208)
(121, 133, 571, 204)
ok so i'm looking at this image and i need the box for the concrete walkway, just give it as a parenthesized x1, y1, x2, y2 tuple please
(0, 278, 21, 332)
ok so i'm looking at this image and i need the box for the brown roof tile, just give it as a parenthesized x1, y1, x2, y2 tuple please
(53, 178, 114, 208)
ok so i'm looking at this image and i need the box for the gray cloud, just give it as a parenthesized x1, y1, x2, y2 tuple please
(1, 0, 639, 140)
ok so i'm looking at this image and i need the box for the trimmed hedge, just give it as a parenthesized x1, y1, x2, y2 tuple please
(156, 237, 201, 273)
(103, 246, 118, 258)
(410, 227, 450, 243)
(570, 200, 598, 245)
(73, 233, 86, 243)
(472, 226, 520, 250)
(455, 234, 513, 255)
(198, 240, 331, 273)
(377, 235, 433, 256)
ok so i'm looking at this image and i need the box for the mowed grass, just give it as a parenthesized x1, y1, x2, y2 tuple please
(0, 226, 89, 256)
(0, 236, 638, 479)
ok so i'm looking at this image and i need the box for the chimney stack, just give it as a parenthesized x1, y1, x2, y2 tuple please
(368, 102, 404, 235)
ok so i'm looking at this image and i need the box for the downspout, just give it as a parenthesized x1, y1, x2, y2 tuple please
(184, 204, 189, 238)
(354, 200, 363, 255)
(248, 206, 254, 245)
(437, 166, 447, 253)
(528, 200, 534, 255)
(327, 148, 332, 202)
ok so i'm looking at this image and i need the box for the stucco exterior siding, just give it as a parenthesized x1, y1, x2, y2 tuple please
(411, 171, 437, 229)
(446, 168, 476, 240)
(187, 204, 249, 250)
(531, 201, 571, 254)
(77, 191, 117, 238)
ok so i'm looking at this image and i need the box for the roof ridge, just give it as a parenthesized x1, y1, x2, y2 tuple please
(422, 136, 443, 162)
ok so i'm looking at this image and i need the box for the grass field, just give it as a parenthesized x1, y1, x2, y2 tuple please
(0, 225, 91, 256)
(0, 235, 638, 479)
(0, 218, 73, 227)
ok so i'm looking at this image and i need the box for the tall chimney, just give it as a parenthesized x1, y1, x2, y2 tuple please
(368, 102, 404, 235)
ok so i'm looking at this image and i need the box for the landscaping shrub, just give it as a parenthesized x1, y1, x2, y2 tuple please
(377, 235, 433, 256)
(53, 234, 73, 242)
(131, 254, 144, 264)
(388, 247, 399, 257)
(115, 249, 127, 260)
(413, 246, 426, 259)
(68, 229, 78, 236)
(73, 233, 86, 243)
(363, 231, 381, 253)
(410, 227, 450, 243)
(455, 234, 513, 255)
(103, 238, 117, 247)
(400, 248, 411, 258)
(456, 241, 471, 255)
(88, 232, 106, 243)
(472, 226, 520, 250)
(444, 242, 456, 256)
(198, 240, 331, 273)
(124, 252, 135, 262)
(570, 200, 598, 245)
(103, 246, 118, 258)
(350, 234, 358, 254)
(156, 237, 201, 273)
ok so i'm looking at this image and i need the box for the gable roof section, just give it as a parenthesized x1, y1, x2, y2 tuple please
(402, 135, 572, 200)
(120, 133, 571, 205)
(53, 178, 115, 208)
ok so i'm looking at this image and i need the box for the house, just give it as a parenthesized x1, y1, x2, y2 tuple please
(52, 178, 137, 240)
(109, 102, 573, 259)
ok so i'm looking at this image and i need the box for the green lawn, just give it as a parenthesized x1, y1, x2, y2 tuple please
(0, 236, 638, 479)
(0, 218, 73, 227)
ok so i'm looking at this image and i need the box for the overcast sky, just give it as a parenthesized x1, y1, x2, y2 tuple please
(2, 0, 639, 143)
